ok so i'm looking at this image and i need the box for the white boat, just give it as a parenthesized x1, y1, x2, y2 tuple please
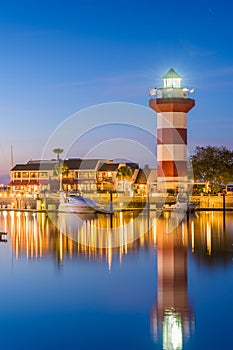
(171, 202, 188, 211)
(58, 192, 99, 214)
(163, 201, 199, 212)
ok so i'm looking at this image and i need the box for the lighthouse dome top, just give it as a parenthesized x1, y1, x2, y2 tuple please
(163, 68, 182, 88)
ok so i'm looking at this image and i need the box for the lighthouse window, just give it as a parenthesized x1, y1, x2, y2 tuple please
(172, 78, 181, 88)
(164, 78, 181, 88)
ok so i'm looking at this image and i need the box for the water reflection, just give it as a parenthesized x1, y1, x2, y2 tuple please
(1, 209, 232, 267)
(58, 211, 156, 249)
(0, 210, 233, 349)
(151, 214, 194, 350)
(188, 211, 233, 265)
(1, 211, 158, 269)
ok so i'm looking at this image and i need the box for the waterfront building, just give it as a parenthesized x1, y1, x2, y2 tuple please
(9, 158, 139, 194)
(133, 166, 157, 195)
(149, 68, 195, 191)
(10, 159, 102, 193)
(97, 161, 139, 192)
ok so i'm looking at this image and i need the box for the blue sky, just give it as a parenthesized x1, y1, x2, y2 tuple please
(0, 0, 232, 181)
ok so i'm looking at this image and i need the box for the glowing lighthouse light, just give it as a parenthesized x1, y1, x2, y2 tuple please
(163, 68, 182, 88)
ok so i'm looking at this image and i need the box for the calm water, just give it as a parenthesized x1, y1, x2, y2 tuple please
(0, 209, 232, 350)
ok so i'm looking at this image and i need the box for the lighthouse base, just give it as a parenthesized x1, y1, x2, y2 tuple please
(157, 176, 188, 193)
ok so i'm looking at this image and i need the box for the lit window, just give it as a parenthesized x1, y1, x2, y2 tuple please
(89, 172, 96, 178)
(22, 172, 29, 178)
(39, 172, 48, 178)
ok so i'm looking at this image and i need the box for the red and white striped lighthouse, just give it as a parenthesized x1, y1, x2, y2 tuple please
(149, 68, 195, 191)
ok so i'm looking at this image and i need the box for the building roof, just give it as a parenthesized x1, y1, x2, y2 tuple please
(11, 159, 102, 172)
(78, 159, 101, 170)
(148, 169, 157, 183)
(126, 162, 139, 170)
(97, 162, 139, 172)
(98, 163, 119, 171)
(134, 168, 157, 184)
(163, 68, 182, 80)
(11, 161, 57, 171)
(135, 168, 151, 184)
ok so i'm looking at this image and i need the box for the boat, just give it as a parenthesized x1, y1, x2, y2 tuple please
(58, 192, 99, 214)
(163, 201, 199, 213)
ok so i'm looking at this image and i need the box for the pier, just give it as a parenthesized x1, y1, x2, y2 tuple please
(0, 193, 233, 213)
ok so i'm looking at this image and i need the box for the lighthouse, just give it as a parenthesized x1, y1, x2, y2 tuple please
(149, 69, 195, 192)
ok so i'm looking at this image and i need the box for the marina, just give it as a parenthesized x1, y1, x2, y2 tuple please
(0, 192, 232, 213)
(0, 1, 231, 349)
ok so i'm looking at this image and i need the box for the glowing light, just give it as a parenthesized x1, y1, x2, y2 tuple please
(191, 221, 195, 252)
(163, 310, 183, 350)
(207, 221, 212, 255)
(59, 233, 63, 262)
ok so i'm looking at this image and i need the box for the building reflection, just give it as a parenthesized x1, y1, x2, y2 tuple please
(151, 213, 194, 350)
(0, 210, 157, 269)
(1, 209, 233, 349)
(2, 209, 232, 267)
(188, 211, 233, 265)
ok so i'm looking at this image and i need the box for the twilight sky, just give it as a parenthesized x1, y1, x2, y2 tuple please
(0, 0, 232, 181)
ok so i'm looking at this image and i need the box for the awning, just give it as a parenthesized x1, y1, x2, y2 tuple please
(21, 180, 29, 185)
(9, 180, 21, 186)
(29, 180, 39, 186)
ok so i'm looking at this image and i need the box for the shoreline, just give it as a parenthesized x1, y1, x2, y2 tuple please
(0, 207, 233, 214)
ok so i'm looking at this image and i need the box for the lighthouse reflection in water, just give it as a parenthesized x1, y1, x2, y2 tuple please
(151, 213, 194, 350)
(1, 209, 233, 350)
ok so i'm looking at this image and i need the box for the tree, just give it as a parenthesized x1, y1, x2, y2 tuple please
(53, 163, 69, 191)
(53, 148, 63, 161)
(116, 165, 133, 192)
(53, 163, 69, 177)
(191, 146, 233, 191)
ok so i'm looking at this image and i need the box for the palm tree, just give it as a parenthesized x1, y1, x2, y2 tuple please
(53, 148, 63, 161)
(53, 163, 69, 191)
(116, 165, 132, 192)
